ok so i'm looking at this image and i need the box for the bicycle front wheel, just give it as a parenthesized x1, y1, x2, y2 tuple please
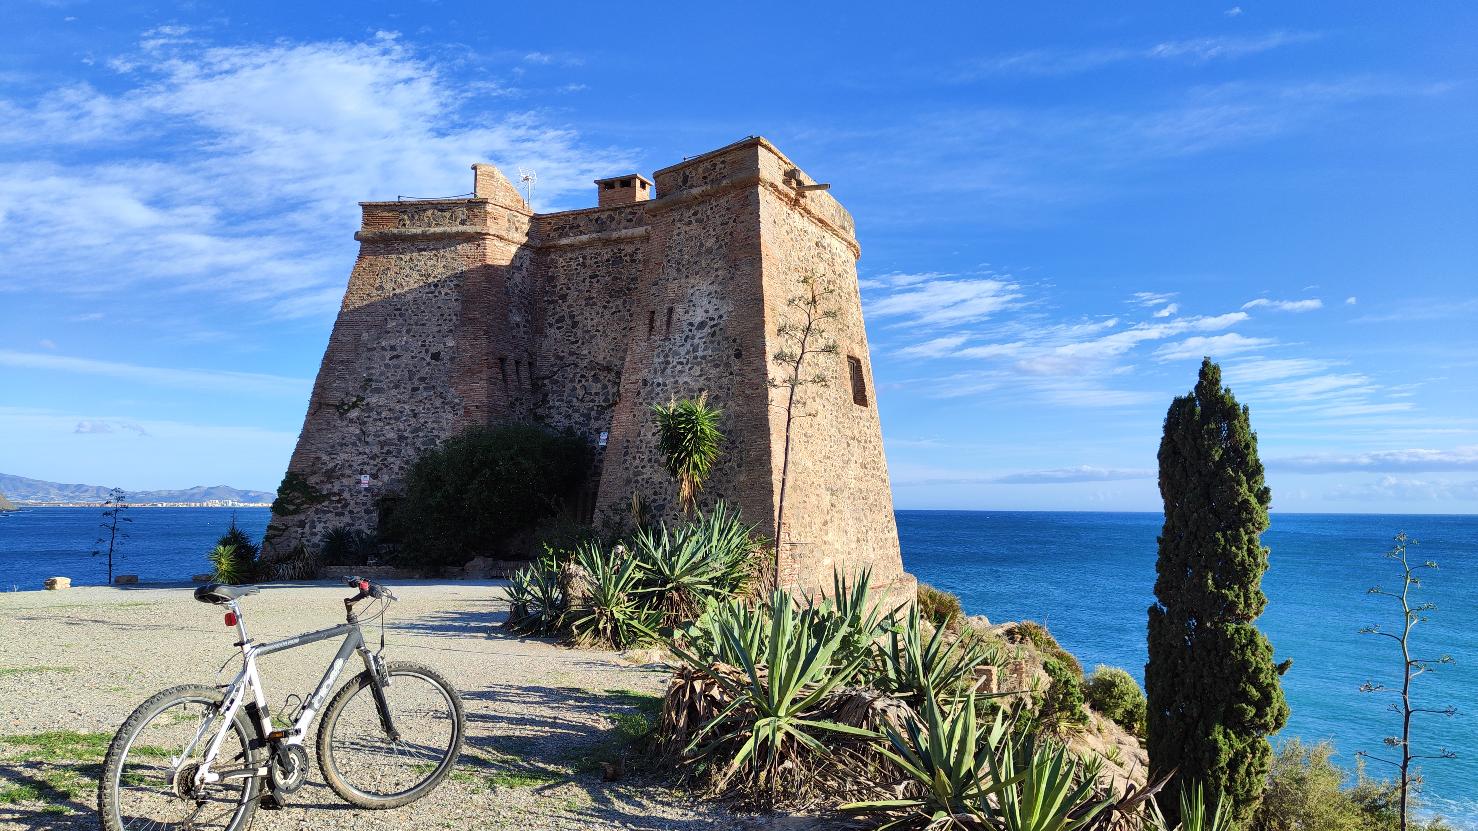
(98, 684, 260, 831)
(315, 661, 464, 809)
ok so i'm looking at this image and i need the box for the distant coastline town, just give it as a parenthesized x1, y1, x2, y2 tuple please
(0, 473, 273, 510)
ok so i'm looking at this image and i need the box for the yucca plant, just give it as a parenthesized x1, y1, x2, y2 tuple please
(674, 589, 876, 797)
(840, 690, 1022, 829)
(678, 597, 770, 667)
(507, 553, 565, 635)
(567, 542, 660, 649)
(209, 543, 241, 585)
(876, 605, 997, 704)
(653, 392, 723, 514)
(988, 732, 1115, 831)
(632, 502, 758, 624)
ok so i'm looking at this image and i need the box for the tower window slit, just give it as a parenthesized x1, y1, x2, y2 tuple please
(665, 306, 674, 335)
(847, 356, 868, 406)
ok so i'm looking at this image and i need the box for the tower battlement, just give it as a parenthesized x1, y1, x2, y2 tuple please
(265, 137, 911, 600)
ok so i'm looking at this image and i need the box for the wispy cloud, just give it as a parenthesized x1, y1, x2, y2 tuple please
(0, 350, 309, 395)
(74, 419, 151, 436)
(1325, 476, 1478, 502)
(894, 465, 1155, 486)
(0, 32, 634, 320)
(1152, 303, 1179, 318)
(1242, 297, 1323, 312)
(956, 31, 1317, 78)
(1154, 332, 1276, 361)
(1271, 446, 1478, 473)
(868, 276, 1023, 326)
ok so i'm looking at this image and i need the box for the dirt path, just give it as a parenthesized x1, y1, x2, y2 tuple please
(0, 581, 831, 830)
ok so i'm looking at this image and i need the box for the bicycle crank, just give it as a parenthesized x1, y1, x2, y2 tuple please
(268, 745, 309, 794)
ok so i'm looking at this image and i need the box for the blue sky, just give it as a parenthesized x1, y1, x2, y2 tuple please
(1, 1, 1475, 513)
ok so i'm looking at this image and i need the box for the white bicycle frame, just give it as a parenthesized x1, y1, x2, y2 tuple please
(183, 599, 386, 787)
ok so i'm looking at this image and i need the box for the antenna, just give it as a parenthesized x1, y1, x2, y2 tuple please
(517, 167, 537, 208)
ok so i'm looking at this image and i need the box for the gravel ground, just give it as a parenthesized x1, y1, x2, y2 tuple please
(0, 581, 840, 830)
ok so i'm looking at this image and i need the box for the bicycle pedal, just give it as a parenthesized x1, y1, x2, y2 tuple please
(260, 793, 287, 810)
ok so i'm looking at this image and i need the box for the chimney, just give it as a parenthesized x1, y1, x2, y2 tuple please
(594, 174, 653, 208)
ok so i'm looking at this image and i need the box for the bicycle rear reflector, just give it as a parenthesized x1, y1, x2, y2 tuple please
(225, 611, 238, 627)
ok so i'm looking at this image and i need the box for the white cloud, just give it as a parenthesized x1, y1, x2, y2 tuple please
(1131, 291, 1177, 307)
(894, 464, 1155, 486)
(897, 334, 971, 359)
(0, 350, 309, 395)
(868, 278, 1023, 326)
(1325, 476, 1478, 502)
(1225, 6, 1244, 16)
(1152, 303, 1179, 318)
(1242, 298, 1324, 312)
(0, 34, 634, 320)
(1222, 357, 1337, 384)
(74, 419, 150, 436)
(1346, 296, 1357, 305)
(38, 339, 57, 349)
(1154, 332, 1276, 361)
(1272, 446, 1478, 473)
(960, 31, 1316, 77)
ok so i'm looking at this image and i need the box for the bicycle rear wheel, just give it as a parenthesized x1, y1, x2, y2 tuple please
(99, 684, 260, 831)
(315, 661, 464, 809)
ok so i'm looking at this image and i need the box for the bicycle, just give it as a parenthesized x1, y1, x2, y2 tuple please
(98, 576, 465, 831)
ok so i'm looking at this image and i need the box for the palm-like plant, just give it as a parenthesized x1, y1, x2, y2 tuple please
(209, 543, 241, 584)
(568, 542, 660, 649)
(676, 589, 876, 795)
(632, 502, 758, 624)
(653, 392, 723, 514)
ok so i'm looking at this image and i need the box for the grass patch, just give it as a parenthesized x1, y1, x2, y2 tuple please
(0, 730, 110, 761)
(569, 689, 662, 776)
(0, 665, 77, 678)
(488, 769, 563, 788)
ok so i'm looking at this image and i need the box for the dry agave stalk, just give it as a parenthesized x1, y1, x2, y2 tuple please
(811, 686, 920, 804)
(654, 663, 749, 762)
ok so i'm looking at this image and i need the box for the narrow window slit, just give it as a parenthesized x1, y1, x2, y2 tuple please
(847, 356, 868, 406)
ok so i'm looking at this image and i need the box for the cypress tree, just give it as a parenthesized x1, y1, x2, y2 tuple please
(1147, 358, 1289, 828)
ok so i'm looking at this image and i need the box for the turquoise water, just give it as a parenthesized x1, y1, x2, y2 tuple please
(897, 510, 1476, 825)
(1, 507, 1472, 820)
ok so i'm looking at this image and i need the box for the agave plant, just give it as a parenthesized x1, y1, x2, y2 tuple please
(808, 568, 899, 670)
(674, 589, 876, 796)
(875, 605, 997, 704)
(632, 502, 759, 625)
(987, 732, 1115, 831)
(840, 690, 1022, 829)
(1145, 783, 1234, 831)
(506, 553, 565, 635)
(678, 596, 770, 667)
(567, 542, 661, 649)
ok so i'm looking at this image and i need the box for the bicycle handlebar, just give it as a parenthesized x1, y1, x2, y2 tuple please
(343, 575, 399, 605)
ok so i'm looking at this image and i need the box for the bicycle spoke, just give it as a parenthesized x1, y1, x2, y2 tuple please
(326, 670, 458, 800)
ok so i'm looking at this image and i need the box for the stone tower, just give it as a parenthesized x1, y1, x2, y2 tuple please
(264, 137, 913, 600)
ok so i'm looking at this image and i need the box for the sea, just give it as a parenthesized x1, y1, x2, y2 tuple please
(1, 507, 1473, 822)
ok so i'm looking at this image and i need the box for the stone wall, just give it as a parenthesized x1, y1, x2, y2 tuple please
(265, 138, 911, 602)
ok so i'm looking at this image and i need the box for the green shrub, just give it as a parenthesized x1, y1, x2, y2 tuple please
(387, 424, 589, 571)
(652, 393, 724, 514)
(1085, 665, 1147, 738)
(1247, 739, 1459, 831)
(320, 526, 376, 565)
(875, 604, 996, 704)
(1039, 656, 1088, 729)
(916, 582, 964, 630)
(1008, 621, 1084, 677)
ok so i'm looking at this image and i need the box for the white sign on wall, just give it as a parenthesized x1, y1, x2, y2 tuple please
(358, 474, 370, 489)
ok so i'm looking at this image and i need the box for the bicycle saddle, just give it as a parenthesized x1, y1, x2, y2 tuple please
(193, 583, 260, 604)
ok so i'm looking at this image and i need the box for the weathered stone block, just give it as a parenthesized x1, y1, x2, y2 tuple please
(44, 576, 70, 590)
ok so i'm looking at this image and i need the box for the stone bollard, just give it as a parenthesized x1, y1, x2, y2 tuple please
(114, 574, 139, 585)
(192, 573, 215, 583)
(44, 576, 71, 590)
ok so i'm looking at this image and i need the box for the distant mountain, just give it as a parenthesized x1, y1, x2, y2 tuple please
(0, 491, 15, 511)
(0, 473, 274, 505)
